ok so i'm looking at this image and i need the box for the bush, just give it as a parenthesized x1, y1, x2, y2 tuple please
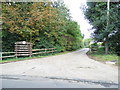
(90, 43, 98, 52)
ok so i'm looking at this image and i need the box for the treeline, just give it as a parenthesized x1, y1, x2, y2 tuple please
(84, 2, 120, 56)
(2, 1, 83, 52)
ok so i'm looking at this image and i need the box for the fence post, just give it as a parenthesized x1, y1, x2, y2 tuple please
(29, 44, 32, 57)
(15, 44, 17, 58)
(44, 48, 46, 55)
(52, 48, 54, 54)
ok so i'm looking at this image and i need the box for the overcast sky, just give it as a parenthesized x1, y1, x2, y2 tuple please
(63, 0, 93, 39)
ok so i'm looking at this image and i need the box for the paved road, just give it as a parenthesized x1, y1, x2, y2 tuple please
(0, 48, 118, 88)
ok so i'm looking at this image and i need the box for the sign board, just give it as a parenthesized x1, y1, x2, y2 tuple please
(15, 41, 32, 57)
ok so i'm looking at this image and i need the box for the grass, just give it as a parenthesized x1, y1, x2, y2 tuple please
(87, 47, 119, 66)
(90, 54, 119, 61)
(0, 51, 70, 64)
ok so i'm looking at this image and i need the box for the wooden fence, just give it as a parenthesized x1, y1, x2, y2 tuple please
(1, 48, 56, 59)
(1, 52, 16, 59)
(32, 48, 56, 55)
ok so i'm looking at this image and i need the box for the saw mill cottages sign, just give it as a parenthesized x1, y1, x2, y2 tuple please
(15, 41, 32, 58)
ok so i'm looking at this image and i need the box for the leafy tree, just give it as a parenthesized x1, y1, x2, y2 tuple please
(84, 2, 119, 55)
(2, 1, 83, 52)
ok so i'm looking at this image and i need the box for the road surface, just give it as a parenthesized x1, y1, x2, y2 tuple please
(0, 48, 118, 88)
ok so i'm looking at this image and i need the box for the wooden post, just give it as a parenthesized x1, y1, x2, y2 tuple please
(52, 49, 54, 55)
(29, 44, 32, 57)
(105, 41, 109, 54)
(15, 43, 17, 58)
(45, 48, 46, 54)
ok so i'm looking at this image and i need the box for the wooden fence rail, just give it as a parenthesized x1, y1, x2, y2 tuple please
(1, 52, 16, 59)
(2, 52, 15, 54)
(2, 55, 16, 59)
(32, 48, 56, 51)
(32, 48, 56, 55)
(1, 48, 57, 59)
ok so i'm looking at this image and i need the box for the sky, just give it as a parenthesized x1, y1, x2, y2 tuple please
(63, 0, 93, 39)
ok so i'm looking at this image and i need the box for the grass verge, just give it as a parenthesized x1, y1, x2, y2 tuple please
(87, 47, 119, 66)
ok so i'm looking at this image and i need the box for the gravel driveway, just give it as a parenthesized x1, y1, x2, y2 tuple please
(0, 48, 118, 87)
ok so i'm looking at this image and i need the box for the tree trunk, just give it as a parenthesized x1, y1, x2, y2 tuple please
(105, 41, 109, 54)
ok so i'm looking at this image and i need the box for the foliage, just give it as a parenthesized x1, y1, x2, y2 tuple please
(89, 53, 119, 65)
(2, 1, 83, 52)
(90, 43, 98, 51)
(84, 2, 120, 55)
(2, 30, 21, 52)
(83, 38, 92, 48)
(88, 47, 119, 65)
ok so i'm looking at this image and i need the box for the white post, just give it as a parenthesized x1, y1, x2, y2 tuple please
(105, 0, 110, 54)
(107, 0, 110, 24)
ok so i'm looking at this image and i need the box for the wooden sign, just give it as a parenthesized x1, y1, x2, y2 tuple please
(15, 41, 32, 58)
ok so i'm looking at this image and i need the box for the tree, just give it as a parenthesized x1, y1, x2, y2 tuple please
(2, 1, 83, 52)
(84, 2, 119, 55)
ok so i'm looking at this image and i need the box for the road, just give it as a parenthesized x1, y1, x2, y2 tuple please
(0, 48, 118, 88)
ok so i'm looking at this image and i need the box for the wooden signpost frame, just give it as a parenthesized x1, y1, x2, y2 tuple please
(15, 41, 32, 58)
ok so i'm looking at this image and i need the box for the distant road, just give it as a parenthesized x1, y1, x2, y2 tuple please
(0, 48, 118, 88)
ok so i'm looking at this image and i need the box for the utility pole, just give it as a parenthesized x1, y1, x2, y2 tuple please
(107, 0, 110, 23)
(105, 0, 110, 54)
